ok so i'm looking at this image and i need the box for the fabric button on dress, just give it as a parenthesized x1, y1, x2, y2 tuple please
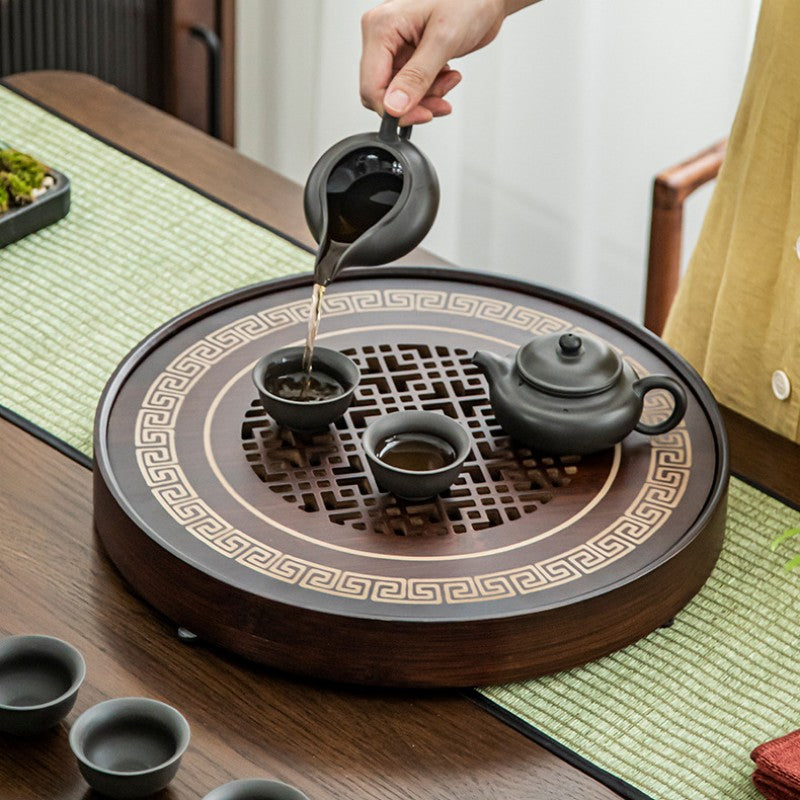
(771, 370, 791, 401)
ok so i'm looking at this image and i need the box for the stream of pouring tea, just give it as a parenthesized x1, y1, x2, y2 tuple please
(302, 281, 326, 374)
(301, 240, 349, 388)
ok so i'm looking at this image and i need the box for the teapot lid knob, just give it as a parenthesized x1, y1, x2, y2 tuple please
(558, 333, 582, 355)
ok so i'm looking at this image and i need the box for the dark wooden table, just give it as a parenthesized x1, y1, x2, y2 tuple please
(1, 71, 798, 800)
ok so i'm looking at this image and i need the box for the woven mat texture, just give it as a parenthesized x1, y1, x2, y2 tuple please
(483, 477, 800, 799)
(3, 86, 800, 800)
(0, 85, 313, 455)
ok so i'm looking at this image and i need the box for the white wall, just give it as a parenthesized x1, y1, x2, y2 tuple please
(236, 0, 759, 322)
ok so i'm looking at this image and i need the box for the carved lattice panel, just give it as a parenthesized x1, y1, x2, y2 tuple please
(242, 344, 581, 537)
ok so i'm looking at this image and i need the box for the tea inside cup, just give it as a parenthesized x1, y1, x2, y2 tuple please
(362, 410, 470, 500)
(253, 345, 359, 432)
(0, 634, 85, 735)
(202, 778, 310, 800)
(69, 697, 190, 799)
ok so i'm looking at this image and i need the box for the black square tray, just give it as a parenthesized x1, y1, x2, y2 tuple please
(0, 166, 70, 248)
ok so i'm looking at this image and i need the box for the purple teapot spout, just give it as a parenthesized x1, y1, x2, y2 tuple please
(471, 349, 512, 384)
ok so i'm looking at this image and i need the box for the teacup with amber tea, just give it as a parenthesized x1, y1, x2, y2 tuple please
(253, 345, 359, 432)
(362, 410, 470, 500)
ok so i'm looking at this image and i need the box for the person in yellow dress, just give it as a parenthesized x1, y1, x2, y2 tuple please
(360, 0, 800, 442)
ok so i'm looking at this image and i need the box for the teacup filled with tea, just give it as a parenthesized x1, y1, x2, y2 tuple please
(253, 345, 359, 432)
(362, 410, 470, 501)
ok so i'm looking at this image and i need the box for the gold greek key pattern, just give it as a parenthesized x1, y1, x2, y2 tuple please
(134, 289, 692, 604)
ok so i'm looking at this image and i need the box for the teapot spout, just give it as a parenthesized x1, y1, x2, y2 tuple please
(471, 350, 511, 383)
(314, 238, 352, 286)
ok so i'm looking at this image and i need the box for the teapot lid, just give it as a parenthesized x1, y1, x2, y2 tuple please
(515, 332, 622, 397)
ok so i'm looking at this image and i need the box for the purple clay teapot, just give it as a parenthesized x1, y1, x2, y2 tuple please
(472, 331, 687, 455)
(303, 113, 439, 285)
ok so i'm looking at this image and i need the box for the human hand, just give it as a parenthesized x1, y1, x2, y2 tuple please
(360, 0, 537, 126)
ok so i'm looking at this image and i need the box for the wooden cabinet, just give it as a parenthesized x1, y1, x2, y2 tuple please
(0, 0, 235, 144)
(165, 0, 236, 144)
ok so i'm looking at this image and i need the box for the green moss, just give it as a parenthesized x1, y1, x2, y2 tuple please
(0, 148, 46, 189)
(0, 171, 34, 205)
(0, 148, 51, 214)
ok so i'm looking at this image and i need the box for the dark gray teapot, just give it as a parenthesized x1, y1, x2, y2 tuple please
(472, 331, 687, 455)
(304, 113, 439, 285)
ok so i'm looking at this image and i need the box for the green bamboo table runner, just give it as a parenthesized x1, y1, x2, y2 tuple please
(0, 83, 313, 456)
(3, 83, 798, 800)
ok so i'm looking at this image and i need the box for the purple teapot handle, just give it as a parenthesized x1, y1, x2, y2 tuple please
(379, 112, 412, 142)
(632, 375, 687, 436)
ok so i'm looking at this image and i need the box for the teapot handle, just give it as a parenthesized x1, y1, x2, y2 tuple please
(379, 112, 412, 143)
(632, 375, 688, 436)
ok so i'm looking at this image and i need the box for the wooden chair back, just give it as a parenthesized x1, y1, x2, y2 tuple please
(644, 139, 727, 335)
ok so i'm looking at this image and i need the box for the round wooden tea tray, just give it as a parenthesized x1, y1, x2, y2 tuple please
(93, 267, 728, 687)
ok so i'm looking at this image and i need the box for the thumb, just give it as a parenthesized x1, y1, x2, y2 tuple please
(383, 32, 452, 117)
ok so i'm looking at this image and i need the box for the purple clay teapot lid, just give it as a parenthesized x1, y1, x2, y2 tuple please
(515, 332, 623, 397)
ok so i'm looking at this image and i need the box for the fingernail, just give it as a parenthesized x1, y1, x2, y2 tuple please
(384, 88, 409, 114)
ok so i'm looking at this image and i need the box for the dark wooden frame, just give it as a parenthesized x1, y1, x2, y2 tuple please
(644, 139, 727, 335)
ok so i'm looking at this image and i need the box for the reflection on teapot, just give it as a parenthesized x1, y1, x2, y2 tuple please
(472, 331, 687, 455)
(303, 112, 440, 286)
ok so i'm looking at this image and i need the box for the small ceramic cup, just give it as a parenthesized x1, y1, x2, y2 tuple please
(362, 410, 471, 501)
(203, 778, 310, 800)
(252, 345, 360, 432)
(69, 697, 190, 799)
(0, 634, 86, 735)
